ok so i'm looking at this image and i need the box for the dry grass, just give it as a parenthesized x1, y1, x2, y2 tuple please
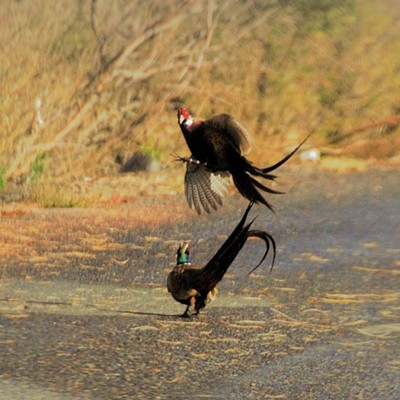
(1, 0, 400, 206)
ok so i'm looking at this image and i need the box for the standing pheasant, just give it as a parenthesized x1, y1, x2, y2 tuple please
(167, 203, 276, 318)
(177, 108, 309, 214)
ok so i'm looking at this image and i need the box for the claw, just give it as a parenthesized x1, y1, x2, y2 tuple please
(174, 154, 206, 166)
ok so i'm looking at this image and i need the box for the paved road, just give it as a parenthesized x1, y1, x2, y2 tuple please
(0, 168, 399, 399)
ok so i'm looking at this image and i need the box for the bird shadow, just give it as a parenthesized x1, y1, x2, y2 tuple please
(96, 307, 184, 319)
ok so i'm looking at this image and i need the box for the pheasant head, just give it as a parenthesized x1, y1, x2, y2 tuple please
(177, 241, 191, 265)
(177, 108, 193, 128)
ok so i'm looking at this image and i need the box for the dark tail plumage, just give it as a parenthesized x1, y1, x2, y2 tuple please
(261, 134, 311, 174)
(198, 205, 254, 289)
(231, 134, 311, 211)
(197, 202, 275, 294)
(231, 166, 279, 212)
(247, 229, 276, 274)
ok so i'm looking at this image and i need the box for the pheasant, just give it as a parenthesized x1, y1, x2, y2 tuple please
(167, 202, 276, 318)
(176, 108, 309, 214)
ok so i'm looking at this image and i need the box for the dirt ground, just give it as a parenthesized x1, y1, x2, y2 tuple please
(0, 165, 399, 399)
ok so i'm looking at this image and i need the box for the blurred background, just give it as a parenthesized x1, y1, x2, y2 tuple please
(1, 0, 400, 205)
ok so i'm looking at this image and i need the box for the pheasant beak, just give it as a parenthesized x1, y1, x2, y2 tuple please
(179, 114, 185, 125)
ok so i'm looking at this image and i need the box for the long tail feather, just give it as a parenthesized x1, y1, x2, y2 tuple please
(199, 221, 253, 288)
(246, 229, 276, 274)
(261, 133, 311, 174)
(250, 175, 284, 195)
(198, 202, 277, 291)
(231, 171, 276, 212)
(230, 134, 311, 210)
(198, 203, 254, 288)
(206, 202, 253, 266)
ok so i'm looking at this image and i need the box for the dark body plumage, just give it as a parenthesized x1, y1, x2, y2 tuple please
(167, 203, 275, 317)
(177, 108, 309, 214)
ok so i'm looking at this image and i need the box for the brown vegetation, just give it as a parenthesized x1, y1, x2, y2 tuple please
(1, 0, 400, 204)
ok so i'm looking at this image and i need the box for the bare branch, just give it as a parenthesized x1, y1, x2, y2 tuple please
(195, 0, 215, 70)
(332, 115, 400, 144)
(79, 2, 193, 96)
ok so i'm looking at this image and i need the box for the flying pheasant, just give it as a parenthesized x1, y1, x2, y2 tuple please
(177, 108, 309, 214)
(167, 203, 276, 318)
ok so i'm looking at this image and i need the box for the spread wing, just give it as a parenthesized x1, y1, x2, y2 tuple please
(184, 160, 230, 214)
(206, 113, 252, 155)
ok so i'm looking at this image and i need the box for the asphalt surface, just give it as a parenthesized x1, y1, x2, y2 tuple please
(0, 167, 399, 399)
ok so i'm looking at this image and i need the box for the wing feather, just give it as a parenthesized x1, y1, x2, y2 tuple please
(206, 114, 253, 155)
(191, 176, 202, 214)
(226, 116, 252, 155)
(197, 170, 212, 213)
(184, 159, 230, 214)
(196, 171, 211, 214)
(184, 170, 193, 209)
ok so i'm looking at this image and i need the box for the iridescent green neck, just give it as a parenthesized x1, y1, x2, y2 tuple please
(177, 243, 190, 265)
